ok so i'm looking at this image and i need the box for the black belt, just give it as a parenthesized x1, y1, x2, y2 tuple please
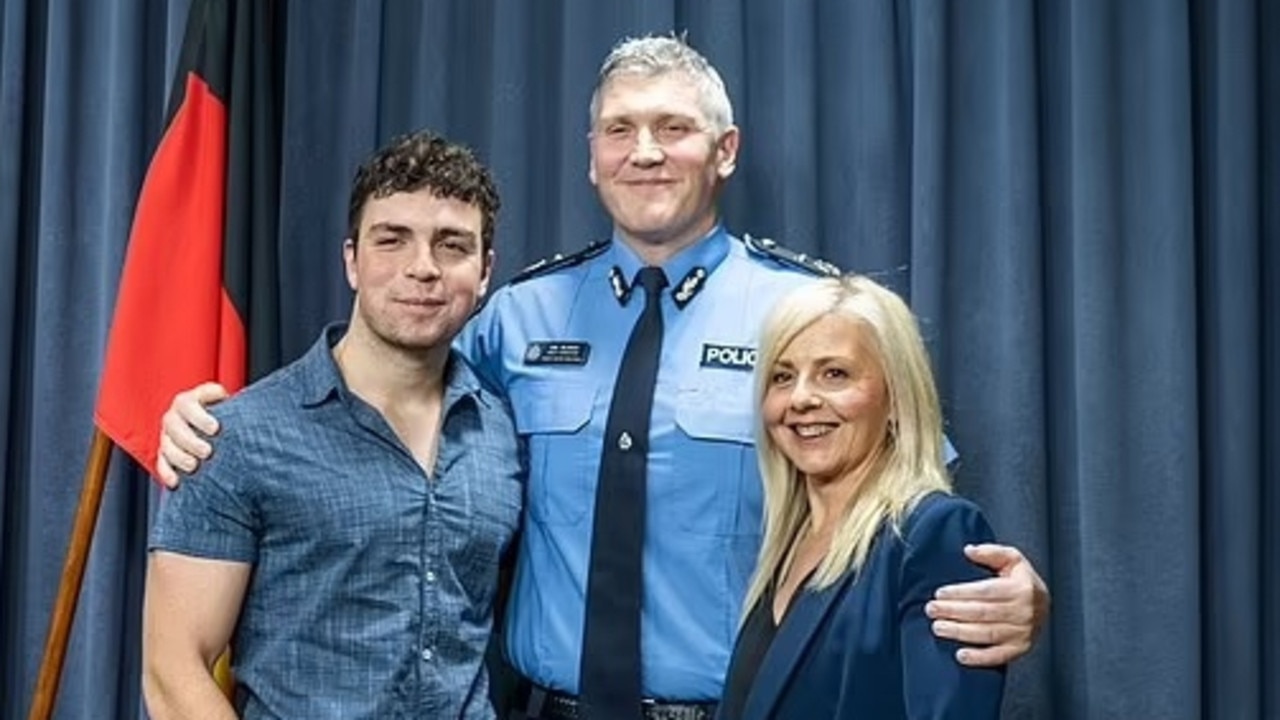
(517, 681, 716, 720)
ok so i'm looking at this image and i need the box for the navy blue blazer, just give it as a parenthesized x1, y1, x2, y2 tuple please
(722, 492, 1006, 719)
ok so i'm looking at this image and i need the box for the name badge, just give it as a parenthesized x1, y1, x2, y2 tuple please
(700, 343, 757, 371)
(524, 341, 590, 366)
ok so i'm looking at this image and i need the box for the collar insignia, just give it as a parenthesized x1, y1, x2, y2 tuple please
(672, 266, 708, 309)
(609, 266, 633, 305)
(611, 264, 708, 308)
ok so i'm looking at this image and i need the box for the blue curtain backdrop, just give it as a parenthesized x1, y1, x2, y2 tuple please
(2, 1, 1276, 718)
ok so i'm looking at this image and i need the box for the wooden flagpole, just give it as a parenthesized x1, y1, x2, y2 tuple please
(28, 428, 114, 720)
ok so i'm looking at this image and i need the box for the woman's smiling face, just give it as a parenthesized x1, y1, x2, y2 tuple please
(762, 314, 892, 487)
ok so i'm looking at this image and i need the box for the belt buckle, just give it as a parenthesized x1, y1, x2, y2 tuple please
(544, 692, 579, 720)
(642, 700, 710, 720)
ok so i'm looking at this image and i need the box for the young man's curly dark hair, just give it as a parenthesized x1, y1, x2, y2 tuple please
(346, 129, 501, 252)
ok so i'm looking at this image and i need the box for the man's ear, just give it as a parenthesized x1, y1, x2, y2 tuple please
(716, 125, 740, 179)
(588, 130, 603, 187)
(478, 248, 495, 297)
(342, 238, 358, 291)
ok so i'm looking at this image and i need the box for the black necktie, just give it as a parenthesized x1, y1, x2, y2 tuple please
(579, 266, 668, 720)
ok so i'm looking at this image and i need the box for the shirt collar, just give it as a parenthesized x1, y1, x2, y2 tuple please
(298, 322, 488, 411)
(603, 223, 731, 307)
(297, 323, 349, 407)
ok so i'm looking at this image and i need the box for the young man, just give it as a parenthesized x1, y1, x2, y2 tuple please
(143, 130, 520, 719)
(157, 36, 1048, 720)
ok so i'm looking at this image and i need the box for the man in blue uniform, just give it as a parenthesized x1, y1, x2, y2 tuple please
(157, 35, 1047, 720)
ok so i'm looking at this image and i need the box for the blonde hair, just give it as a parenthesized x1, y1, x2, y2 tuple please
(742, 275, 953, 617)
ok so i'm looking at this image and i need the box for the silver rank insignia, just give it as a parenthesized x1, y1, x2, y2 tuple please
(609, 266, 632, 305)
(672, 266, 708, 309)
(612, 265, 708, 308)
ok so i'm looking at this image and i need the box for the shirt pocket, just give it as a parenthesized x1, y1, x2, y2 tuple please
(509, 377, 598, 526)
(673, 378, 762, 535)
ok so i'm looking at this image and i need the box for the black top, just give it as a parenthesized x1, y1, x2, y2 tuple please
(719, 586, 782, 720)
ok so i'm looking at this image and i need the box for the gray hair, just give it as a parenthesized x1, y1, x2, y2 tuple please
(589, 34, 735, 135)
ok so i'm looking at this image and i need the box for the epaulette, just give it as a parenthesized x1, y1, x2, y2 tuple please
(742, 234, 842, 277)
(508, 240, 610, 285)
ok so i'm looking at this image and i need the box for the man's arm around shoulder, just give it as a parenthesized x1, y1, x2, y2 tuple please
(143, 551, 250, 720)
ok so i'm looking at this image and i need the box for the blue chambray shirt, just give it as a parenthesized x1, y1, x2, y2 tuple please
(150, 324, 522, 719)
(456, 227, 824, 701)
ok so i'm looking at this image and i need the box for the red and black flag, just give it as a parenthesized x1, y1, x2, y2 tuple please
(95, 0, 284, 476)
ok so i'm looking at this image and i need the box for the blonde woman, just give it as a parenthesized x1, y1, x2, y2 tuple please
(719, 275, 1005, 719)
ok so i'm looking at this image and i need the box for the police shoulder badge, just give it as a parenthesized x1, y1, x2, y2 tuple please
(743, 234, 841, 277)
(510, 240, 610, 285)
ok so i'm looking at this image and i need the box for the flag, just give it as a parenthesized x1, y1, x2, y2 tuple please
(95, 0, 283, 477)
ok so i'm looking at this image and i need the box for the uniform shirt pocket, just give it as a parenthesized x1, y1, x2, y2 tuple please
(509, 378, 598, 526)
(673, 379, 761, 535)
(675, 376, 756, 443)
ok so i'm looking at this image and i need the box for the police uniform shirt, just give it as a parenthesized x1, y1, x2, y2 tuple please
(456, 226, 832, 702)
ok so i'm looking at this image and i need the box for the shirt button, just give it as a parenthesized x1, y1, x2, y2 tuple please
(421, 647, 434, 662)
(426, 570, 436, 583)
